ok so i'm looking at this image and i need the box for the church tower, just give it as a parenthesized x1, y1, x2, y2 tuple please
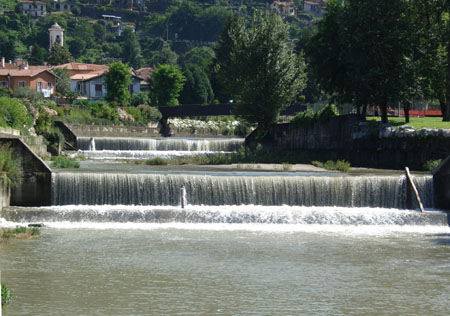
(49, 23, 64, 50)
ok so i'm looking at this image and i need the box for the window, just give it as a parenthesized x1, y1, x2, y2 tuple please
(48, 82, 53, 89)
(0, 81, 7, 88)
(36, 81, 42, 91)
(18, 81, 25, 88)
(95, 84, 103, 97)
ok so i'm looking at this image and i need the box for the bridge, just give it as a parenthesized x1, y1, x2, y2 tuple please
(157, 103, 306, 118)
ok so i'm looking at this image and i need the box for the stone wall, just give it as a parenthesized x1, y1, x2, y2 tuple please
(0, 138, 52, 206)
(0, 180, 10, 211)
(262, 115, 450, 170)
(66, 123, 161, 138)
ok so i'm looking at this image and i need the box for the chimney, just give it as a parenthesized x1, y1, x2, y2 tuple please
(1, 57, 4, 68)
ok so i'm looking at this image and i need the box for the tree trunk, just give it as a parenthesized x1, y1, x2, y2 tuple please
(381, 102, 388, 124)
(362, 104, 367, 118)
(440, 98, 449, 122)
(404, 101, 410, 123)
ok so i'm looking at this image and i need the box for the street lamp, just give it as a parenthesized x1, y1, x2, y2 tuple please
(6, 73, 10, 89)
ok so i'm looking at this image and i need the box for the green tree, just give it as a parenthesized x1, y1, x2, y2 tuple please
(309, 0, 418, 123)
(29, 43, 47, 66)
(122, 29, 142, 69)
(105, 62, 132, 105)
(151, 64, 186, 106)
(68, 37, 87, 59)
(215, 12, 307, 137)
(47, 44, 72, 65)
(180, 63, 214, 104)
(52, 67, 72, 97)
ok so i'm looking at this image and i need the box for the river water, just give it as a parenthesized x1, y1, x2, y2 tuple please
(1, 225, 450, 316)
(1, 136, 450, 315)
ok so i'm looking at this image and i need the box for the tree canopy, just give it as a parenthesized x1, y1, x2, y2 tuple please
(151, 64, 186, 106)
(215, 12, 307, 137)
(105, 62, 132, 105)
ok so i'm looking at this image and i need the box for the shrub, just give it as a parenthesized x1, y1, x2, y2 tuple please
(291, 109, 316, 127)
(311, 160, 323, 168)
(424, 159, 442, 172)
(125, 106, 144, 122)
(13, 87, 43, 104)
(145, 157, 168, 165)
(0, 144, 22, 185)
(1, 284, 12, 306)
(138, 104, 162, 122)
(317, 104, 339, 121)
(282, 162, 292, 171)
(50, 156, 80, 169)
(314, 160, 350, 172)
(335, 160, 351, 172)
(1, 226, 40, 240)
(0, 97, 33, 130)
(130, 91, 150, 107)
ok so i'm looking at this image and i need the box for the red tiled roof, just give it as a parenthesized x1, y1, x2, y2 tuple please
(273, 1, 295, 6)
(135, 67, 154, 81)
(0, 68, 56, 77)
(20, 1, 47, 5)
(52, 62, 109, 71)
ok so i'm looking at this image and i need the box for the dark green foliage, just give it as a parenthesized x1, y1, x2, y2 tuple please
(291, 104, 339, 127)
(130, 91, 150, 107)
(29, 43, 47, 65)
(52, 67, 72, 97)
(180, 63, 214, 104)
(50, 156, 80, 169)
(122, 29, 142, 69)
(145, 157, 168, 165)
(215, 12, 307, 138)
(0, 97, 33, 130)
(48, 45, 72, 65)
(12, 87, 43, 104)
(0, 144, 22, 186)
(424, 159, 442, 172)
(137, 104, 162, 121)
(151, 64, 186, 106)
(105, 62, 132, 105)
(125, 106, 144, 122)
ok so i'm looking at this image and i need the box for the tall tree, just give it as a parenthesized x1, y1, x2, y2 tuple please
(52, 67, 72, 97)
(215, 12, 307, 138)
(105, 62, 132, 105)
(151, 64, 186, 106)
(179, 63, 214, 104)
(310, 0, 416, 124)
(122, 29, 142, 69)
(29, 43, 47, 66)
(47, 44, 72, 65)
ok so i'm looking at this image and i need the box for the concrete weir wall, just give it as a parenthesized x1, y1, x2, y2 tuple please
(0, 180, 10, 211)
(261, 115, 450, 170)
(0, 138, 52, 207)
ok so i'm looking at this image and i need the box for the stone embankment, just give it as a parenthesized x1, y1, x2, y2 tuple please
(261, 115, 450, 170)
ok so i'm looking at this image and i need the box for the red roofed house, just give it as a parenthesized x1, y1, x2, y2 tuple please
(0, 58, 56, 97)
(53, 62, 142, 99)
(20, 1, 47, 17)
(271, 1, 296, 18)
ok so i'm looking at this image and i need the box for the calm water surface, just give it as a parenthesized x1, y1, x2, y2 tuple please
(1, 226, 449, 316)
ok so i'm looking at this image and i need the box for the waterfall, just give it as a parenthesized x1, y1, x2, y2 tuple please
(52, 173, 434, 209)
(77, 137, 244, 152)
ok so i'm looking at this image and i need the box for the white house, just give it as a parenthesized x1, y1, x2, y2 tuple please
(20, 1, 47, 17)
(271, 1, 296, 18)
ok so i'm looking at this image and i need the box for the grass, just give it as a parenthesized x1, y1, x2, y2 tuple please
(366, 116, 450, 130)
(311, 160, 351, 172)
(1, 226, 41, 241)
(50, 156, 80, 169)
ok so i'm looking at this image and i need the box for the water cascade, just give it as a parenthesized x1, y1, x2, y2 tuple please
(77, 137, 244, 152)
(52, 172, 434, 209)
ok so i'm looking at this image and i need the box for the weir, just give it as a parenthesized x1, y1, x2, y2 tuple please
(77, 136, 245, 152)
(51, 172, 434, 209)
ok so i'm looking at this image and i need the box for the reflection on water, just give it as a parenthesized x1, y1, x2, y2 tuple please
(1, 228, 450, 316)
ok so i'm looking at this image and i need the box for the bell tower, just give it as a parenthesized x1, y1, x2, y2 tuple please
(49, 23, 64, 50)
